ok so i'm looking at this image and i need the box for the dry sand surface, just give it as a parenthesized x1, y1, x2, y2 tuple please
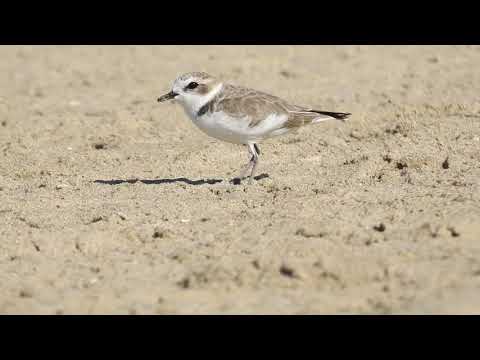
(0, 45, 479, 314)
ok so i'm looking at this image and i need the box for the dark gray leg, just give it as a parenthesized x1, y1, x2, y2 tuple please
(237, 145, 255, 180)
(248, 143, 259, 184)
(235, 143, 260, 184)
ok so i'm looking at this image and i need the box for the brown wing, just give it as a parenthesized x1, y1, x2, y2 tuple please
(283, 111, 327, 129)
(214, 85, 308, 128)
(213, 84, 348, 130)
(284, 110, 350, 128)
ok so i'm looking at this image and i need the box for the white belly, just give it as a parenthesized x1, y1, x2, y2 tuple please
(185, 110, 289, 145)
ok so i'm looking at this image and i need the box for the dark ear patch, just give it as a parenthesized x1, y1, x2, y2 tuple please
(196, 84, 209, 95)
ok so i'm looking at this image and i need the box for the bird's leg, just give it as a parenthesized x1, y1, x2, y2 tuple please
(237, 146, 255, 180)
(248, 143, 260, 184)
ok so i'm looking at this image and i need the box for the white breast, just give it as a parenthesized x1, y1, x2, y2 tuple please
(187, 111, 289, 145)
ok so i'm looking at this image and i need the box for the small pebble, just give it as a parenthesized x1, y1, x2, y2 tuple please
(19, 288, 33, 298)
(279, 264, 299, 279)
(93, 143, 106, 150)
(442, 157, 450, 169)
(117, 212, 127, 220)
(90, 216, 103, 224)
(153, 227, 169, 239)
(177, 277, 190, 289)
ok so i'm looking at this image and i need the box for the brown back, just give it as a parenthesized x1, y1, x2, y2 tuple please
(208, 84, 320, 129)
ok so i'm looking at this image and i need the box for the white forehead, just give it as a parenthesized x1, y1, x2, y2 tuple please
(174, 76, 193, 87)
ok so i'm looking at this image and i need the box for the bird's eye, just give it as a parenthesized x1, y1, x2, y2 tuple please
(186, 82, 199, 90)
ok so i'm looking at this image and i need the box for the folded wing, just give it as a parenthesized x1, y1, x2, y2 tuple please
(215, 84, 350, 131)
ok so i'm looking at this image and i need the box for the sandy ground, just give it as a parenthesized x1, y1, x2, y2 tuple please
(0, 45, 479, 314)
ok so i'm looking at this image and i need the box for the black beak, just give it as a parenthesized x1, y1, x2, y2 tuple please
(157, 91, 178, 102)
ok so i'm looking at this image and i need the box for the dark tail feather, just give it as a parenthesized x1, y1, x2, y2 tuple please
(309, 110, 351, 121)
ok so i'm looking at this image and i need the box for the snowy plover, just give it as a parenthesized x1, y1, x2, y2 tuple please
(157, 72, 350, 183)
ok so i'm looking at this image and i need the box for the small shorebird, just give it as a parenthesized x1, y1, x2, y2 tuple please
(157, 72, 350, 183)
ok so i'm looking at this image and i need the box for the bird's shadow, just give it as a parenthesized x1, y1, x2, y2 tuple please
(93, 173, 269, 186)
